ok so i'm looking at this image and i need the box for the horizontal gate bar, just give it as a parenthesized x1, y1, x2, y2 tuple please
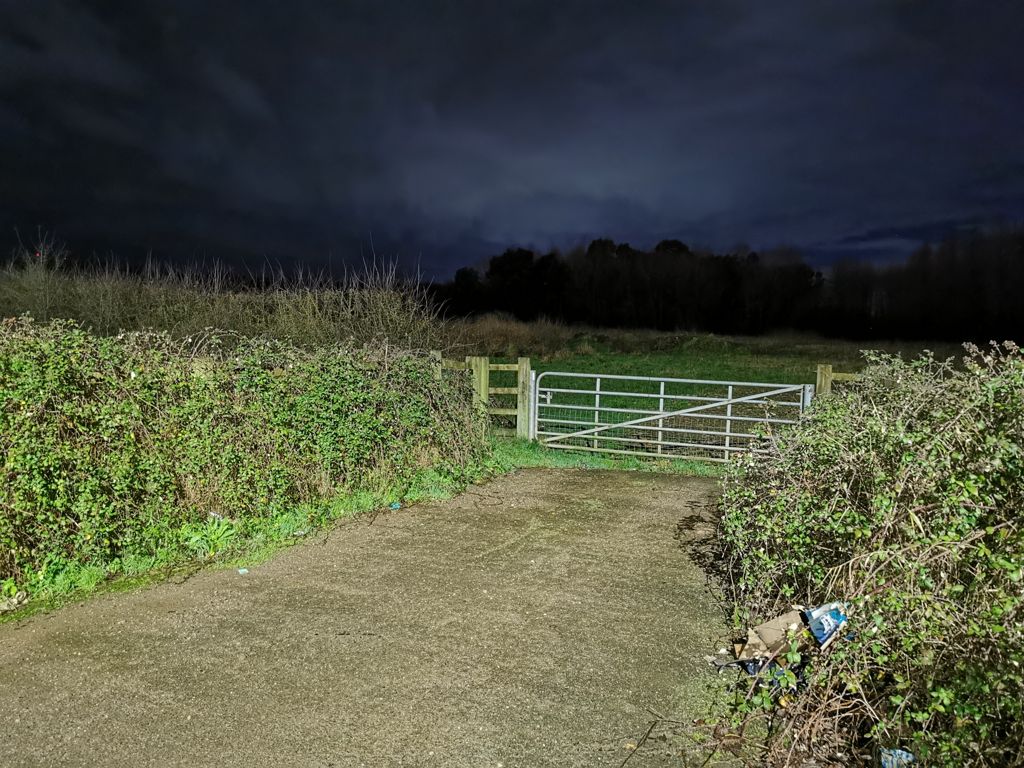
(537, 386, 802, 403)
(537, 402, 800, 424)
(537, 419, 761, 439)
(538, 400, 804, 413)
(539, 388, 719, 403)
(538, 431, 756, 452)
(542, 443, 768, 462)
(535, 370, 808, 389)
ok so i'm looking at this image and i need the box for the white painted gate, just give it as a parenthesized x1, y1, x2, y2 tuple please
(530, 371, 813, 462)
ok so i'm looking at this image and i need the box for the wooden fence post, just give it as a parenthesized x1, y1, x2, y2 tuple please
(466, 356, 489, 408)
(429, 350, 442, 380)
(815, 364, 833, 397)
(516, 357, 531, 439)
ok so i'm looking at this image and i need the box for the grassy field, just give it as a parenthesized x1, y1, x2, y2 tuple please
(454, 316, 962, 382)
(531, 334, 960, 382)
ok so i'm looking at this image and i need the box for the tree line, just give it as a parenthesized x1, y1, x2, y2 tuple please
(434, 228, 1024, 340)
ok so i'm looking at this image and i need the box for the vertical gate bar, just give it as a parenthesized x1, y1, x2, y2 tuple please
(593, 377, 601, 450)
(657, 380, 665, 455)
(724, 384, 734, 461)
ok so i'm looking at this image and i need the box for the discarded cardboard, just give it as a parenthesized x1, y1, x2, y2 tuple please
(726, 602, 849, 676)
(735, 610, 804, 660)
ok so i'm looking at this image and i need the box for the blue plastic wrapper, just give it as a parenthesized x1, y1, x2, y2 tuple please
(804, 602, 847, 648)
(879, 747, 916, 767)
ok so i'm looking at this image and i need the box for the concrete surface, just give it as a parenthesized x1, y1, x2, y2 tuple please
(0, 468, 723, 768)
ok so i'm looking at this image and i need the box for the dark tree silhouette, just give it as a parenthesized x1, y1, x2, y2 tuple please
(433, 227, 1024, 341)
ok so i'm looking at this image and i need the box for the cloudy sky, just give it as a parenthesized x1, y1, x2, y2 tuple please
(1, 1, 1022, 275)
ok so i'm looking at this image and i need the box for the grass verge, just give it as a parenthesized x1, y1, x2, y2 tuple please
(0, 464, 482, 623)
(1, 436, 720, 623)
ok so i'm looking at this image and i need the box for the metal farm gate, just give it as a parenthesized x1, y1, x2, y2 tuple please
(530, 371, 814, 462)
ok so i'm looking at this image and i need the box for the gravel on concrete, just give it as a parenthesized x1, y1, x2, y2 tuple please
(0, 468, 725, 768)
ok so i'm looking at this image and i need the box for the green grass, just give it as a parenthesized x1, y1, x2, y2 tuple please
(488, 438, 724, 477)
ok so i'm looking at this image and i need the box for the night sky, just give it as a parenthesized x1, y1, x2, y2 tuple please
(2, 1, 1022, 277)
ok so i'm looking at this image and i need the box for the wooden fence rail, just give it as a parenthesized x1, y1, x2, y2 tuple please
(815, 363, 860, 397)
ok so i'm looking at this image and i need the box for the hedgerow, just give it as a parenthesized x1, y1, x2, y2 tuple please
(717, 343, 1024, 766)
(0, 317, 485, 598)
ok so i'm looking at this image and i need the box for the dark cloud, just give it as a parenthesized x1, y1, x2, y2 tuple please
(1, 0, 1022, 275)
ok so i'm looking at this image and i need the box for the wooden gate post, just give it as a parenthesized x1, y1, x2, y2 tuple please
(815, 364, 833, 397)
(516, 357, 531, 439)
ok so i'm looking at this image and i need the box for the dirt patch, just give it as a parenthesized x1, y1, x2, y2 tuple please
(0, 469, 724, 767)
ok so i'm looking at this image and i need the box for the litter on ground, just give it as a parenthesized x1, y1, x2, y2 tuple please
(0, 591, 27, 613)
(709, 602, 848, 678)
(879, 747, 916, 767)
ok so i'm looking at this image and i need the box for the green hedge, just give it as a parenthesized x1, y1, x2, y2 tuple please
(1, 317, 485, 594)
(718, 344, 1024, 766)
